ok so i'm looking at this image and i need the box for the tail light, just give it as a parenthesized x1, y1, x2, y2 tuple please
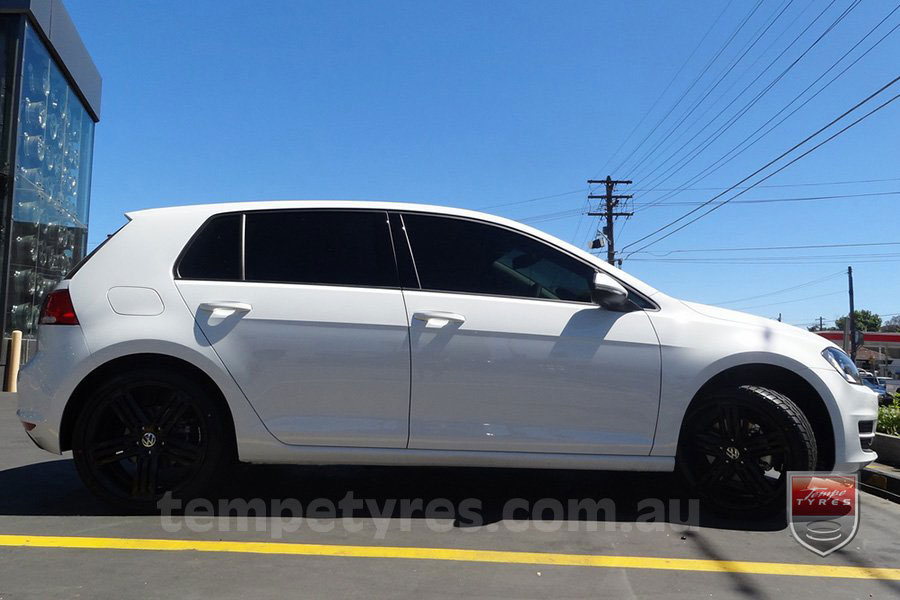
(39, 289, 79, 325)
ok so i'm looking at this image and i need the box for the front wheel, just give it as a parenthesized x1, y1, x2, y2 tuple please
(677, 385, 817, 515)
(72, 368, 232, 511)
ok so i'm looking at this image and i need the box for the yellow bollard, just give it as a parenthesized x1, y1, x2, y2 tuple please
(5, 330, 22, 392)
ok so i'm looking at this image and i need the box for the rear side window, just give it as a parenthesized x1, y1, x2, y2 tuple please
(178, 214, 241, 280)
(402, 213, 595, 302)
(66, 223, 128, 279)
(244, 210, 397, 287)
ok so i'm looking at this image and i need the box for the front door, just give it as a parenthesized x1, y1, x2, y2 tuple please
(175, 209, 411, 448)
(399, 213, 661, 455)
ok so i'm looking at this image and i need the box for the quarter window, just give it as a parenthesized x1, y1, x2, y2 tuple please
(178, 214, 241, 280)
(244, 210, 397, 287)
(402, 214, 594, 302)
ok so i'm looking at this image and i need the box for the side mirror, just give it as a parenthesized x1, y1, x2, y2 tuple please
(591, 272, 629, 309)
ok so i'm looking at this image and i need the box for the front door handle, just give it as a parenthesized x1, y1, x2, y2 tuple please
(412, 311, 466, 327)
(198, 302, 252, 317)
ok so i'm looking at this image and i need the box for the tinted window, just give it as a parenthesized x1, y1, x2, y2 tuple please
(403, 214, 594, 302)
(178, 214, 241, 280)
(245, 210, 397, 287)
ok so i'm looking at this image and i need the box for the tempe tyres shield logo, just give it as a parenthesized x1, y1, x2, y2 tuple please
(788, 472, 858, 556)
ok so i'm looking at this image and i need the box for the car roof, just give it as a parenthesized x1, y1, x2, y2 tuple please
(127, 199, 512, 222)
(124, 200, 661, 297)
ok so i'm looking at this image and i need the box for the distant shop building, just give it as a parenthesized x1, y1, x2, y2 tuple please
(0, 0, 101, 366)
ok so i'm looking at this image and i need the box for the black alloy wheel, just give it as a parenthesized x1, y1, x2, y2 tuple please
(677, 385, 817, 514)
(72, 368, 231, 510)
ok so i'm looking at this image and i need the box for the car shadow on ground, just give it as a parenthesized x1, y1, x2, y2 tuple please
(0, 457, 786, 532)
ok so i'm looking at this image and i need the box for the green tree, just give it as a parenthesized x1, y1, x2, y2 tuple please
(835, 310, 882, 332)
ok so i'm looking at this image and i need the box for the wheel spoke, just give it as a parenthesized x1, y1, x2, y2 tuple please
(89, 435, 141, 465)
(155, 391, 192, 435)
(164, 438, 203, 466)
(743, 432, 786, 457)
(110, 391, 150, 430)
(735, 461, 773, 496)
(697, 456, 735, 487)
(132, 452, 160, 497)
(718, 404, 742, 444)
(693, 433, 723, 457)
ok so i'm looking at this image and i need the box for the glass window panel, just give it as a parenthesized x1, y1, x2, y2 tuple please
(178, 214, 241, 280)
(244, 210, 397, 287)
(5, 23, 95, 336)
(403, 214, 595, 303)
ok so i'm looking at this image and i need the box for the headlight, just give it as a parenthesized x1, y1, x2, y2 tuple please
(822, 347, 861, 384)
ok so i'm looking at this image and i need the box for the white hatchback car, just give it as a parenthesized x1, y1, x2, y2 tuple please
(17, 201, 877, 512)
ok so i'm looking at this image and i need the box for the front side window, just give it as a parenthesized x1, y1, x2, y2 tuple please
(402, 214, 594, 302)
(244, 210, 397, 287)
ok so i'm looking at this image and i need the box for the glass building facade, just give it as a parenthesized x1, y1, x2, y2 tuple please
(0, 1, 101, 366)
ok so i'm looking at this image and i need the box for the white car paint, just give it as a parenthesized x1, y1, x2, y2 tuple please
(16, 200, 878, 474)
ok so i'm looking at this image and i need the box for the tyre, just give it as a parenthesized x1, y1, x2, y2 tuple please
(677, 385, 817, 515)
(72, 367, 233, 511)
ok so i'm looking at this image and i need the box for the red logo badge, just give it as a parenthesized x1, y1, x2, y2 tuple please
(788, 472, 858, 556)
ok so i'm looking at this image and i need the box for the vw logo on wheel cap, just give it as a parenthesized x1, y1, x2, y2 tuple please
(141, 432, 158, 448)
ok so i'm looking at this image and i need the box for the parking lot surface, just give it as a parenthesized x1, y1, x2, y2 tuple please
(1, 396, 898, 599)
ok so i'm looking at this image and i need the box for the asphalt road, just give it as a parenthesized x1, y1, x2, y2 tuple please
(1, 394, 898, 599)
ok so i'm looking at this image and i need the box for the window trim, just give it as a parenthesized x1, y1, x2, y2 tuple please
(396, 210, 658, 311)
(174, 208, 404, 291)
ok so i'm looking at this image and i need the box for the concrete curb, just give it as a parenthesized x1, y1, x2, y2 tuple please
(861, 463, 900, 503)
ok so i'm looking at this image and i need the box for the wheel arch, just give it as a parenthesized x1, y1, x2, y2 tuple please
(59, 353, 237, 453)
(683, 363, 835, 471)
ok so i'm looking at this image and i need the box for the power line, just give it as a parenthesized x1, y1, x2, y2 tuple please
(516, 189, 900, 225)
(629, 3, 899, 205)
(629, 257, 900, 265)
(486, 177, 900, 227)
(733, 290, 844, 311)
(631, 240, 900, 256)
(627, 175, 900, 192)
(633, 189, 900, 210)
(709, 270, 844, 305)
(611, 0, 765, 176)
(620, 73, 900, 256)
(594, 0, 736, 178)
(478, 189, 587, 210)
(623, 0, 801, 179)
(633, 252, 900, 263)
(633, 0, 859, 200)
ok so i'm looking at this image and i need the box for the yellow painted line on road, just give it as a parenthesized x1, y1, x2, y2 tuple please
(0, 534, 898, 580)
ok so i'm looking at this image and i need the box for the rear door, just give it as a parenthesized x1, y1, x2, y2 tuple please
(175, 209, 411, 448)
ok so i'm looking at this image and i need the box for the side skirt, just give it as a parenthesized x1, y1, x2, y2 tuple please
(238, 444, 675, 472)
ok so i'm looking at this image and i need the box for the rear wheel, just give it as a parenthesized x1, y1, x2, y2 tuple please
(677, 385, 817, 515)
(72, 368, 232, 511)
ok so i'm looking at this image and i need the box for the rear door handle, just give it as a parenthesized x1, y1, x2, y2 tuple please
(412, 311, 466, 327)
(198, 302, 252, 317)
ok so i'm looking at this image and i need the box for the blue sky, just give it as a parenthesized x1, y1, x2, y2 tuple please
(67, 0, 899, 327)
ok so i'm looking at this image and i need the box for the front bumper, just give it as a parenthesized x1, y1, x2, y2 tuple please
(812, 367, 879, 472)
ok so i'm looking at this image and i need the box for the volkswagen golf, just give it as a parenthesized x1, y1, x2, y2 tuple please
(16, 201, 878, 512)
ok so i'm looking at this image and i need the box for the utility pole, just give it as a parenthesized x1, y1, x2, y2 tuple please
(848, 266, 857, 360)
(818, 316, 824, 331)
(587, 176, 632, 266)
